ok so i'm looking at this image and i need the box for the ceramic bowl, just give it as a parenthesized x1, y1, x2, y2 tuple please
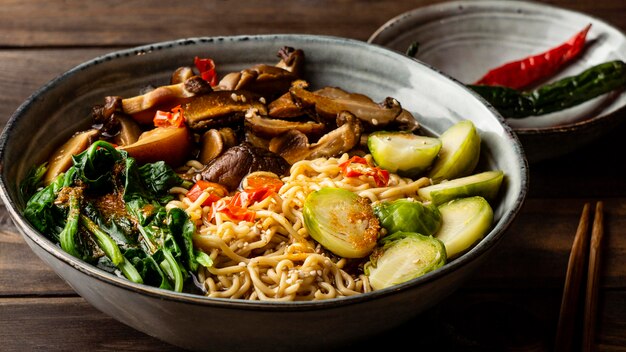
(0, 34, 527, 351)
(368, 0, 626, 163)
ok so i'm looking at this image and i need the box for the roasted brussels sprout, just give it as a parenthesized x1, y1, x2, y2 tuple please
(365, 232, 446, 290)
(367, 131, 441, 177)
(373, 199, 442, 237)
(303, 187, 380, 258)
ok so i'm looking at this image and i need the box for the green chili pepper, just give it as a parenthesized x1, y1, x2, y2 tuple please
(468, 60, 626, 118)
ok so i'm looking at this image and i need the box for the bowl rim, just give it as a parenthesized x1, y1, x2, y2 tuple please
(367, 0, 626, 135)
(0, 33, 529, 310)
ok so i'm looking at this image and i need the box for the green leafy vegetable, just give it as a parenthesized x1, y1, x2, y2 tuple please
(21, 139, 194, 292)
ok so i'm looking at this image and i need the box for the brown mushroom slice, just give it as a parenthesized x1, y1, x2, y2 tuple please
(183, 90, 267, 130)
(268, 92, 304, 118)
(43, 129, 100, 185)
(244, 110, 326, 139)
(112, 116, 143, 146)
(200, 143, 290, 191)
(122, 76, 212, 125)
(275, 47, 305, 77)
(198, 127, 238, 164)
(219, 127, 238, 148)
(244, 130, 271, 150)
(216, 64, 297, 99)
(269, 111, 362, 164)
(289, 80, 402, 127)
(171, 66, 194, 85)
(119, 126, 192, 167)
(393, 108, 420, 132)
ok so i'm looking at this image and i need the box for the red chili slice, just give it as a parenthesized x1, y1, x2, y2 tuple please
(194, 57, 218, 86)
(339, 156, 389, 187)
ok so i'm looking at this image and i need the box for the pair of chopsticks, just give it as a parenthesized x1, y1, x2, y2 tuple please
(554, 201, 605, 352)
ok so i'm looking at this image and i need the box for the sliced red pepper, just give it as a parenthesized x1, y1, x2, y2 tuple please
(153, 105, 185, 128)
(339, 156, 389, 187)
(194, 56, 218, 86)
(210, 193, 256, 222)
(186, 180, 228, 206)
(474, 24, 592, 90)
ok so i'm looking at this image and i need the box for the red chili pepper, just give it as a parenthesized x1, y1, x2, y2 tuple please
(186, 180, 228, 206)
(474, 24, 592, 90)
(210, 193, 256, 222)
(153, 105, 185, 128)
(339, 156, 389, 187)
(194, 56, 218, 86)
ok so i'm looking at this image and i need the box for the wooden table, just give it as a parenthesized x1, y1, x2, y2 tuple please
(1, 1, 625, 351)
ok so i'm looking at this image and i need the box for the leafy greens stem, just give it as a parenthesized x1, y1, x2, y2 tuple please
(80, 214, 124, 266)
(118, 257, 144, 284)
(161, 249, 184, 292)
(59, 189, 82, 258)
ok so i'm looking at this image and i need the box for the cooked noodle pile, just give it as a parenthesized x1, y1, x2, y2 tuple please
(166, 153, 430, 301)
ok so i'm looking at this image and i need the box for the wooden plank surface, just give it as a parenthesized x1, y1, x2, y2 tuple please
(0, 0, 625, 351)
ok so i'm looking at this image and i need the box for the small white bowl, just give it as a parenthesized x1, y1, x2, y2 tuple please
(369, 0, 626, 162)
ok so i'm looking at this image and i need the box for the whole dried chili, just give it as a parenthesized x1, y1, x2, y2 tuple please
(474, 24, 592, 90)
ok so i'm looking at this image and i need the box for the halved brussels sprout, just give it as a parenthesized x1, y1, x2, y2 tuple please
(428, 120, 481, 182)
(418, 170, 504, 205)
(367, 131, 441, 177)
(373, 199, 442, 236)
(303, 187, 380, 258)
(365, 232, 446, 290)
(435, 196, 493, 259)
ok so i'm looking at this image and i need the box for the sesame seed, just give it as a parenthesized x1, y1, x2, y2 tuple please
(372, 118, 379, 125)
(231, 93, 238, 102)
(240, 95, 247, 103)
(259, 97, 266, 104)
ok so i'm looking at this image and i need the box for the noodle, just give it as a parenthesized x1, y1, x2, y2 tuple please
(167, 153, 432, 301)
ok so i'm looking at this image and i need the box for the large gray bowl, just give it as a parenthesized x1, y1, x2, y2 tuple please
(0, 35, 528, 352)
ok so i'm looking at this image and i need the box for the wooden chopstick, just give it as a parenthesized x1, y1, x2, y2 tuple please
(583, 201, 605, 352)
(554, 201, 605, 352)
(554, 202, 591, 352)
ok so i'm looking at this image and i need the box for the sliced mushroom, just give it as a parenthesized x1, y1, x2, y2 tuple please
(289, 80, 403, 128)
(269, 111, 363, 164)
(171, 66, 195, 85)
(215, 47, 304, 100)
(275, 47, 305, 77)
(392, 108, 420, 132)
(112, 116, 143, 146)
(198, 127, 238, 164)
(200, 143, 290, 191)
(244, 130, 271, 150)
(43, 129, 100, 185)
(244, 109, 326, 139)
(119, 126, 192, 167)
(268, 92, 304, 119)
(183, 90, 267, 130)
(216, 65, 297, 100)
(122, 76, 212, 124)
